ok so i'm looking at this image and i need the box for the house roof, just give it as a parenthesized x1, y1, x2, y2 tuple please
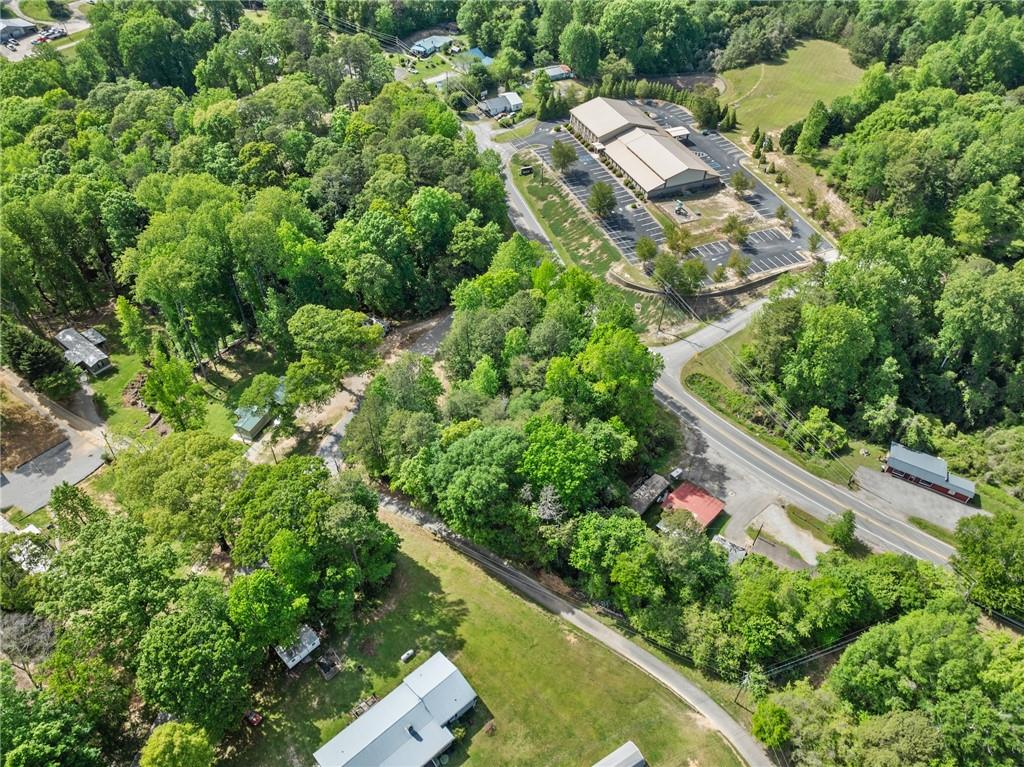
(604, 128, 718, 193)
(629, 474, 670, 513)
(593, 740, 646, 767)
(55, 328, 109, 370)
(465, 47, 493, 65)
(0, 18, 37, 30)
(404, 652, 478, 725)
(542, 64, 572, 77)
(313, 653, 476, 767)
(411, 35, 451, 52)
(275, 624, 320, 669)
(888, 442, 975, 496)
(661, 482, 724, 529)
(570, 97, 658, 142)
(80, 327, 106, 345)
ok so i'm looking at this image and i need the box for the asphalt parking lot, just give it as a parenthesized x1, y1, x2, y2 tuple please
(639, 100, 820, 251)
(515, 130, 665, 263)
(513, 101, 825, 273)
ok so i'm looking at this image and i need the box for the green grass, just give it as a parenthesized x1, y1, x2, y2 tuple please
(90, 350, 149, 438)
(975, 481, 1024, 516)
(784, 504, 832, 544)
(493, 119, 538, 143)
(720, 40, 863, 135)
(198, 343, 286, 439)
(510, 151, 690, 335)
(785, 503, 870, 558)
(3, 506, 52, 531)
(19, 0, 67, 22)
(226, 514, 741, 767)
(908, 516, 958, 547)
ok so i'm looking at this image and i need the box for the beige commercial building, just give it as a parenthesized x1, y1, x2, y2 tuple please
(569, 97, 720, 198)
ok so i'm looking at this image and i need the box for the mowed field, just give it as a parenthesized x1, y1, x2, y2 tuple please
(721, 39, 863, 134)
(226, 513, 741, 767)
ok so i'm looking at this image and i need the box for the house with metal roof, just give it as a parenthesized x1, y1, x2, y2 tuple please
(479, 91, 523, 117)
(593, 740, 646, 767)
(313, 652, 476, 767)
(55, 328, 112, 376)
(885, 442, 976, 503)
(410, 35, 451, 57)
(275, 624, 320, 669)
(534, 63, 574, 81)
(233, 378, 286, 442)
(603, 127, 719, 197)
(570, 97, 659, 145)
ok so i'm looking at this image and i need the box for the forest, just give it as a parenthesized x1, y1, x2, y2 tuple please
(1, 1, 1023, 766)
(725, 2, 1024, 619)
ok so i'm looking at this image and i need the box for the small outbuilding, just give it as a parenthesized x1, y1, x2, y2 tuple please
(55, 328, 112, 376)
(233, 378, 286, 442)
(479, 91, 523, 117)
(660, 481, 725, 530)
(629, 474, 670, 514)
(885, 442, 975, 503)
(275, 624, 321, 669)
(410, 35, 452, 57)
(712, 535, 748, 565)
(593, 740, 647, 767)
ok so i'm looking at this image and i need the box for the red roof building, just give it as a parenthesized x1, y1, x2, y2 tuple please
(661, 482, 724, 529)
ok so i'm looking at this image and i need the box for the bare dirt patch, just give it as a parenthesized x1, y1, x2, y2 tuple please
(0, 385, 65, 471)
(750, 502, 830, 565)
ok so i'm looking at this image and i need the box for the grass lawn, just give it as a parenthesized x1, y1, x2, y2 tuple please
(720, 40, 863, 135)
(493, 118, 538, 143)
(908, 516, 957, 547)
(510, 151, 691, 335)
(199, 343, 286, 439)
(681, 325, 882, 486)
(225, 513, 741, 767)
(718, 40, 862, 236)
(91, 352, 149, 438)
(19, 0, 68, 22)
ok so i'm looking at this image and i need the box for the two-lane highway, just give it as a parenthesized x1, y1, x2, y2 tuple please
(654, 314, 955, 566)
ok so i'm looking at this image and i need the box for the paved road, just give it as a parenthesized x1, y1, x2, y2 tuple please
(653, 313, 955, 566)
(383, 501, 770, 766)
(0, 371, 105, 513)
(467, 120, 560, 261)
(516, 130, 666, 262)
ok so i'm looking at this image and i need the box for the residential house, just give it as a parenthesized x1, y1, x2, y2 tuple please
(55, 328, 112, 376)
(313, 652, 477, 767)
